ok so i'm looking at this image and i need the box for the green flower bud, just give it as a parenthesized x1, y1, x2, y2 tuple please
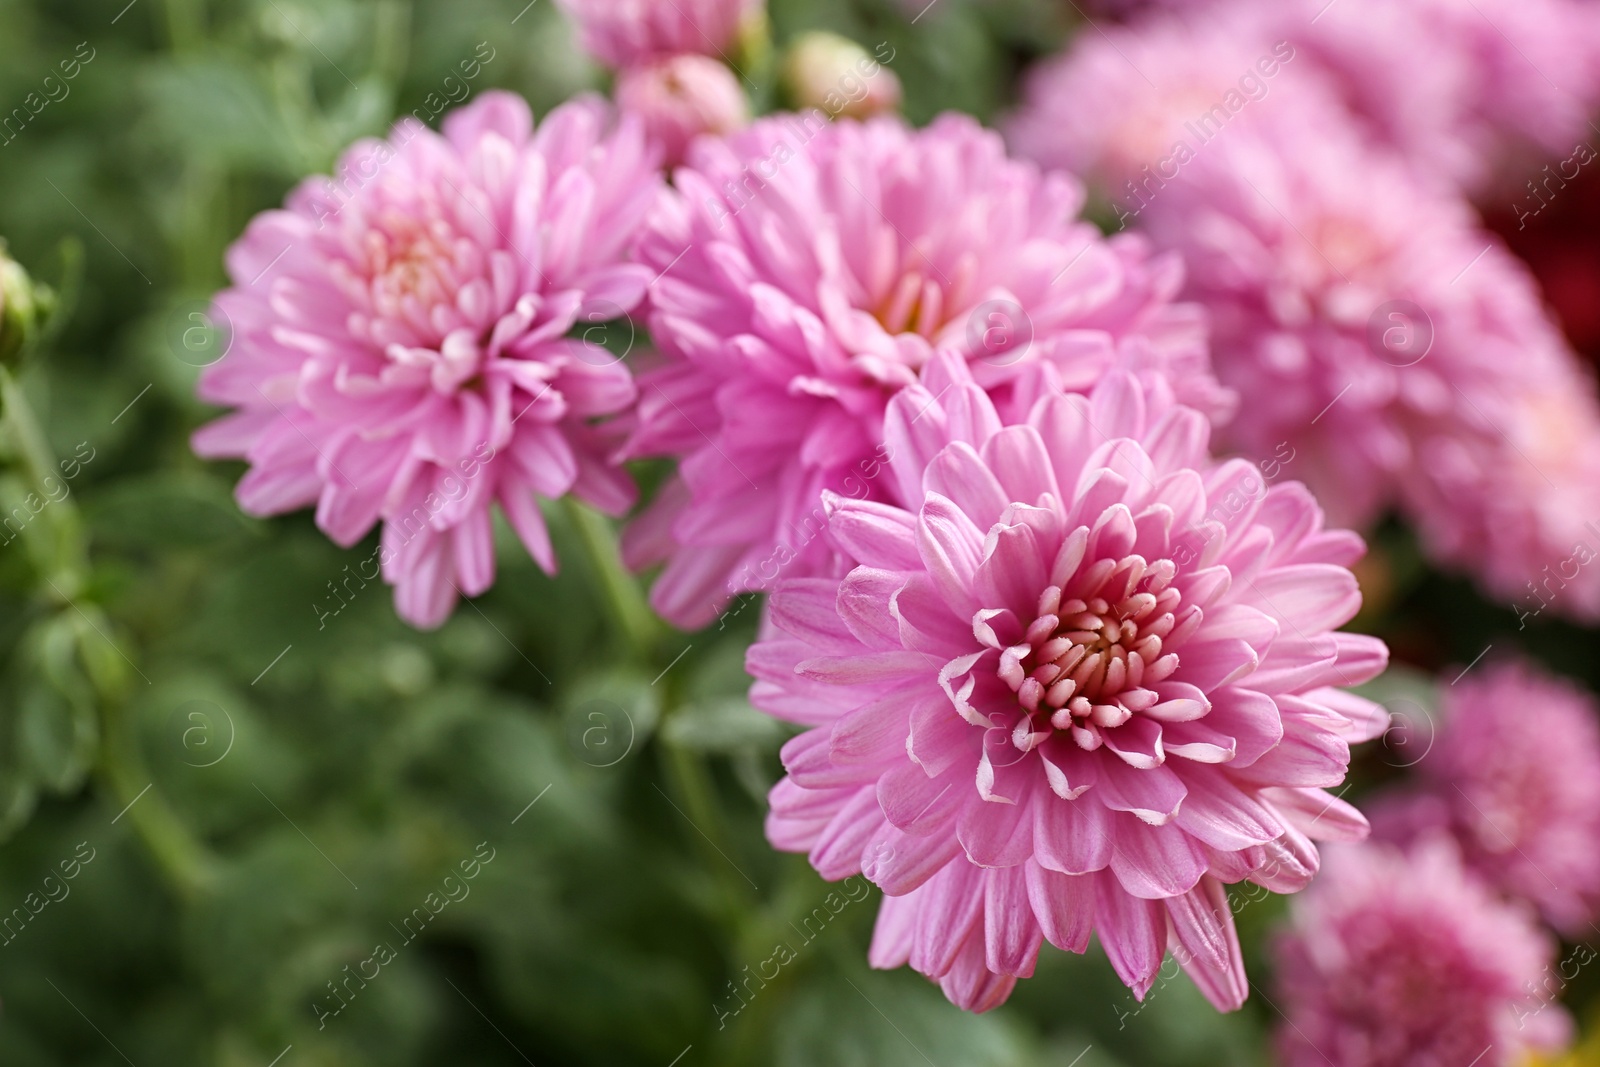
(782, 32, 902, 121)
(0, 242, 55, 365)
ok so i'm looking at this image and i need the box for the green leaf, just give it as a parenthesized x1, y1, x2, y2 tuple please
(774, 966, 1042, 1067)
(663, 697, 786, 753)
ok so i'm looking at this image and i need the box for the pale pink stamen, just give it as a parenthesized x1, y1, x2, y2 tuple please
(992, 550, 1182, 752)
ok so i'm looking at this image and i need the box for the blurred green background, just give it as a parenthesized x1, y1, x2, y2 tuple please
(0, 0, 1591, 1064)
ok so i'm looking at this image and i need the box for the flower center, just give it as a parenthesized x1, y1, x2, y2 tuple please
(865, 240, 980, 343)
(366, 216, 460, 316)
(873, 267, 947, 337)
(997, 553, 1183, 753)
(1311, 215, 1391, 280)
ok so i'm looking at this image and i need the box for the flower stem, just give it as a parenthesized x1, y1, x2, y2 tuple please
(97, 690, 218, 900)
(661, 737, 756, 924)
(562, 499, 661, 662)
(0, 371, 86, 584)
(1, 369, 216, 900)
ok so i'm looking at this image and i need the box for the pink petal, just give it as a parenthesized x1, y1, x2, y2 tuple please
(391, 531, 457, 629)
(972, 521, 1047, 620)
(938, 932, 1018, 1012)
(1262, 785, 1370, 843)
(924, 442, 1011, 532)
(837, 567, 909, 649)
(1166, 877, 1248, 1012)
(1095, 873, 1168, 998)
(770, 577, 864, 651)
(916, 492, 986, 616)
(810, 785, 886, 880)
(1251, 824, 1320, 893)
(1108, 819, 1208, 899)
(869, 891, 919, 969)
(984, 864, 1044, 976)
(499, 482, 558, 573)
(878, 762, 965, 834)
(1175, 637, 1259, 691)
(1173, 772, 1284, 852)
(797, 650, 933, 686)
(1205, 686, 1284, 766)
(1033, 787, 1112, 874)
(892, 573, 974, 655)
(830, 686, 917, 766)
(781, 728, 878, 790)
(1245, 564, 1362, 633)
(1095, 759, 1187, 825)
(452, 506, 496, 596)
(981, 425, 1062, 508)
(905, 689, 976, 778)
(1103, 716, 1165, 769)
(1233, 720, 1350, 788)
(864, 824, 964, 896)
(957, 786, 1035, 868)
(1025, 859, 1093, 953)
(911, 860, 986, 977)
(825, 496, 923, 570)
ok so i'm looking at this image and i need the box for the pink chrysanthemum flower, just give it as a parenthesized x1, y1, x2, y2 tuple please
(1371, 660, 1600, 935)
(554, 0, 756, 70)
(1122, 98, 1600, 617)
(1274, 839, 1571, 1067)
(1282, 0, 1600, 192)
(1006, 3, 1323, 209)
(751, 355, 1388, 1012)
(615, 54, 750, 168)
(1009, 0, 1600, 197)
(623, 112, 1232, 628)
(192, 92, 662, 628)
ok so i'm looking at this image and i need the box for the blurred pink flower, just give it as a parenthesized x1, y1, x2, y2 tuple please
(192, 92, 663, 628)
(1009, 0, 1600, 195)
(554, 0, 756, 70)
(1006, 3, 1317, 202)
(616, 54, 749, 168)
(1372, 659, 1600, 935)
(622, 111, 1232, 628)
(1119, 97, 1600, 617)
(752, 355, 1388, 1012)
(1282, 0, 1600, 193)
(1274, 838, 1570, 1067)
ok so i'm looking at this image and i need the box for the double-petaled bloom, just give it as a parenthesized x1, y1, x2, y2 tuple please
(1011, 2, 1600, 617)
(192, 92, 663, 627)
(751, 356, 1387, 1011)
(1373, 659, 1600, 936)
(1136, 102, 1600, 618)
(623, 112, 1230, 629)
(1274, 839, 1570, 1067)
(1009, 0, 1600, 196)
(1273, 0, 1600, 193)
(554, 0, 758, 70)
(615, 54, 750, 168)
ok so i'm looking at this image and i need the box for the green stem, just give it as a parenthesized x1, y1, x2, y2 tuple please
(1, 369, 216, 900)
(662, 739, 755, 925)
(1, 382, 59, 489)
(561, 500, 763, 1039)
(97, 692, 218, 900)
(563, 499, 661, 662)
(162, 0, 205, 53)
(0, 373, 89, 602)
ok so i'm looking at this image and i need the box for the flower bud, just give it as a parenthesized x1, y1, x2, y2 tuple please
(556, 0, 760, 70)
(0, 242, 54, 365)
(781, 32, 901, 121)
(616, 54, 750, 167)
